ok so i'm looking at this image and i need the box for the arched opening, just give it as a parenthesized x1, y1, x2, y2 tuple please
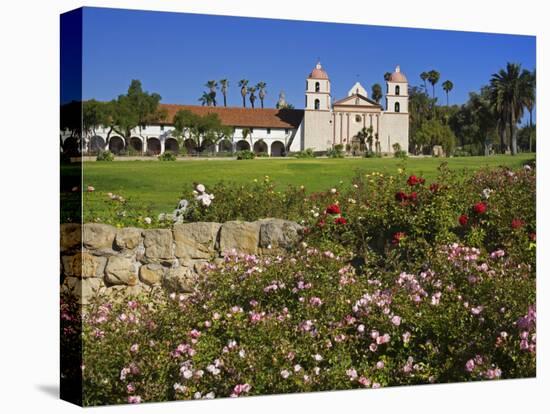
(200, 139, 216, 154)
(165, 138, 179, 154)
(218, 139, 233, 153)
(394, 102, 400, 113)
(253, 140, 268, 155)
(63, 137, 80, 156)
(184, 139, 198, 155)
(315, 82, 320, 92)
(270, 141, 285, 157)
(129, 137, 143, 154)
(395, 85, 400, 95)
(314, 99, 320, 110)
(89, 136, 105, 154)
(236, 140, 250, 151)
(146, 137, 161, 155)
(108, 136, 125, 154)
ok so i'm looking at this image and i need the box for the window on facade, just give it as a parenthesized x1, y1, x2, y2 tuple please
(160, 125, 164, 131)
(395, 102, 400, 112)
(355, 98, 360, 105)
(250, 128, 254, 133)
(305, 96, 308, 107)
(285, 128, 289, 134)
(142, 125, 146, 130)
(395, 85, 400, 95)
(267, 128, 271, 134)
(315, 82, 320, 92)
(306, 80, 308, 91)
(355, 115, 362, 123)
(314, 99, 320, 110)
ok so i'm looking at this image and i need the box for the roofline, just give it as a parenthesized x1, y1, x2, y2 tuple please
(333, 93, 383, 108)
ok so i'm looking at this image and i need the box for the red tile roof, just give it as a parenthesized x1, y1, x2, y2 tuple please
(158, 104, 304, 129)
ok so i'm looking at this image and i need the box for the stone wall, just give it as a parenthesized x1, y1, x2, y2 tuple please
(60, 219, 302, 304)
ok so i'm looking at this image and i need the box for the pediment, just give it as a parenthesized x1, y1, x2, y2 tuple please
(333, 93, 381, 108)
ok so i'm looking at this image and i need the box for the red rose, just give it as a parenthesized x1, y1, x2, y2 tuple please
(408, 192, 418, 202)
(334, 217, 347, 225)
(407, 175, 425, 186)
(325, 204, 341, 215)
(511, 219, 525, 230)
(473, 202, 487, 214)
(392, 232, 406, 245)
(395, 191, 407, 202)
(459, 214, 469, 227)
(317, 220, 326, 228)
(529, 232, 536, 242)
(430, 183, 440, 192)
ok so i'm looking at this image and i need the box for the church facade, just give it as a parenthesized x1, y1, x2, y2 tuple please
(75, 62, 409, 156)
(302, 62, 409, 154)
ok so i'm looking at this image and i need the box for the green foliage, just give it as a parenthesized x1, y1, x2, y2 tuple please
(158, 152, 177, 161)
(70, 165, 536, 403)
(79, 155, 534, 225)
(236, 150, 255, 160)
(371, 83, 383, 103)
(415, 118, 456, 156)
(294, 148, 316, 159)
(327, 144, 345, 158)
(96, 150, 114, 162)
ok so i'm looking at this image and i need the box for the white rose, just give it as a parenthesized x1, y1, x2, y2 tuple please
(196, 184, 206, 193)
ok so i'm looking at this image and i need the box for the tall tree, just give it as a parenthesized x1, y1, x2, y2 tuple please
(238, 79, 249, 107)
(108, 80, 162, 140)
(442, 80, 454, 106)
(420, 72, 429, 93)
(256, 82, 267, 108)
(522, 69, 536, 152)
(489, 62, 530, 155)
(199, 92, 212, 107)
(82, 99, 109, 137)
(205, 80, 218, 106)
(427, 70, 440, 100)
(220, 79, 229, 107)
(248, 86, 257, 109)
(371, 83, 383, 103)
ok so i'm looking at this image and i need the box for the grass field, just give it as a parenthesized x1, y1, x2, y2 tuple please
(79, 154, 534, 217)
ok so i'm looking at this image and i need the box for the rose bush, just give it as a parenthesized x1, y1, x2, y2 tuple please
(68, 162, 535, 405)
(65, 239, 534, 405)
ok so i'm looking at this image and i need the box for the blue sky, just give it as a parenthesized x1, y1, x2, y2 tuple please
(79, 7, 535, 117)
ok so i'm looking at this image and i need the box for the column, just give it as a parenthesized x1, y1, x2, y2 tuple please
(339, 113, 343, 144)
(160, 139, 165, 154)
(346, 113, 350, 142)
(332, 113, 336, 145)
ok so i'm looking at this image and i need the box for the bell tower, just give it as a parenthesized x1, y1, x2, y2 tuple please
(385, 65, 408, 113)
(303, 61, 333, 151)
(305, 61, 331, 111)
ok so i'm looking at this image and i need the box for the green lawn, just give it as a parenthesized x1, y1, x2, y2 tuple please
(79, 154, 534, 217)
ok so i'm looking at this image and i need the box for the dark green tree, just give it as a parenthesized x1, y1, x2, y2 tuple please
(371, 83, 383, 103)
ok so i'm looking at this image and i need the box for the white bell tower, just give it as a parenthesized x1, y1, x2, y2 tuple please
(385, 65, 408, 113)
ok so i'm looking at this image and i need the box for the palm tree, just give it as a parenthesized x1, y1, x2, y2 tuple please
(489, 62, 530, 155)
(220, 79, 229, 107)
(199, 92, 212, 107)
(205, 80, 218, 106)
(427, 70, 440, 100)
(256, 82, 267, 108)
(248, 86, 257, 109)
(238, 79, 249, 107)
(420, 72, 429, 93)
(522, 69, 536, 152)
(442, 80, 454, 106)
(371, 83, 383, 103)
